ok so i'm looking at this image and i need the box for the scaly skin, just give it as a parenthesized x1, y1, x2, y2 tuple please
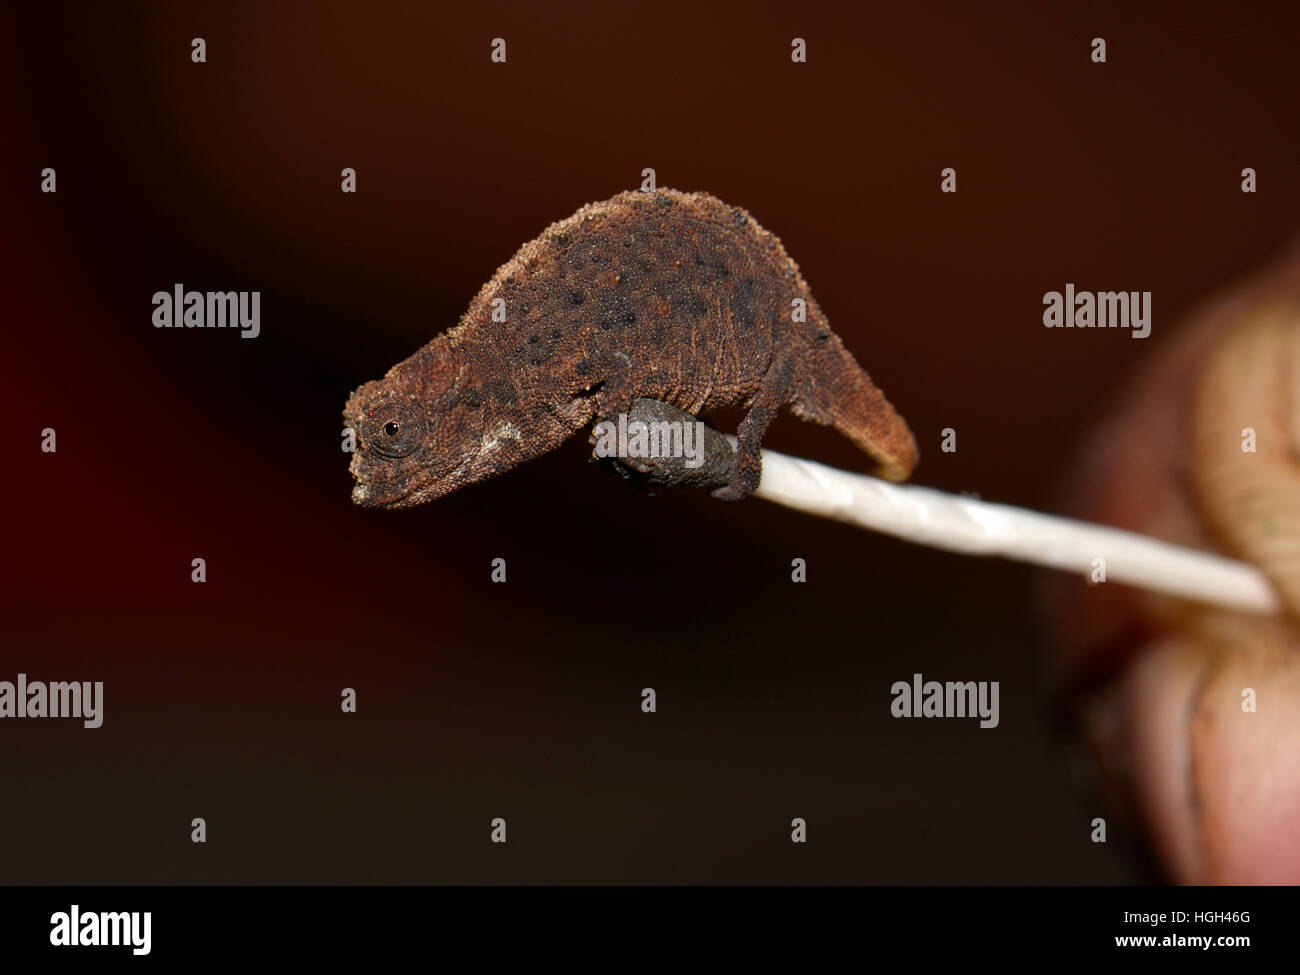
(344, 188, 918, 508)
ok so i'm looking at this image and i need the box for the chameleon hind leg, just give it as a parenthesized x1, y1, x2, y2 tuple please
(711, 355, 795, 501)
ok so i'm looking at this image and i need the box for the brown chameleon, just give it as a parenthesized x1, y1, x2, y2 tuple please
(344, 188, 919, 507)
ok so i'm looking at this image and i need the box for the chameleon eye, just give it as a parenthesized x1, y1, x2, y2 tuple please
(367, 405, 423, 459)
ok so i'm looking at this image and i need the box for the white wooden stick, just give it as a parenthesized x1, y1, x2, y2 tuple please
(750, 446, 1282, 616)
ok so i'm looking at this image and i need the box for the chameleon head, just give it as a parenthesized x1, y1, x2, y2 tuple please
(344, 337, 485, 508)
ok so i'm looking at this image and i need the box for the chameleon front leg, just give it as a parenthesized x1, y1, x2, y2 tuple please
(588, 350, 638, 420)
(711, 355, 795, 501)
(583, 351, 656, 473)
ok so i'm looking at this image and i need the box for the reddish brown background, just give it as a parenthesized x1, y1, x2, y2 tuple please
(2, 0, 1297, 882)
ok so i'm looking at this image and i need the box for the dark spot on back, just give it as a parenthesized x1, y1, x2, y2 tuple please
(598, 293, 638, 330)
(570, 290, 584, 306)
(729, 277, 757, 327)
(674, 290, 709, 319)
(693, 251, 729, 281)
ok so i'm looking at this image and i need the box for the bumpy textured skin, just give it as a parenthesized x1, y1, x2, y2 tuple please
(344, 188, 919, 508)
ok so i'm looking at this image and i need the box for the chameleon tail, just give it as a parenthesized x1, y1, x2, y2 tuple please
(787, 333, 920, 482)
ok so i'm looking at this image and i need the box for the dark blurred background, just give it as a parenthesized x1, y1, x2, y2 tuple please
(2, 0, 1297, 882)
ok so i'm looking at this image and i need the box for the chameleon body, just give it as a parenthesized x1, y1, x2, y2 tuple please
(344, 188, 918, 507)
